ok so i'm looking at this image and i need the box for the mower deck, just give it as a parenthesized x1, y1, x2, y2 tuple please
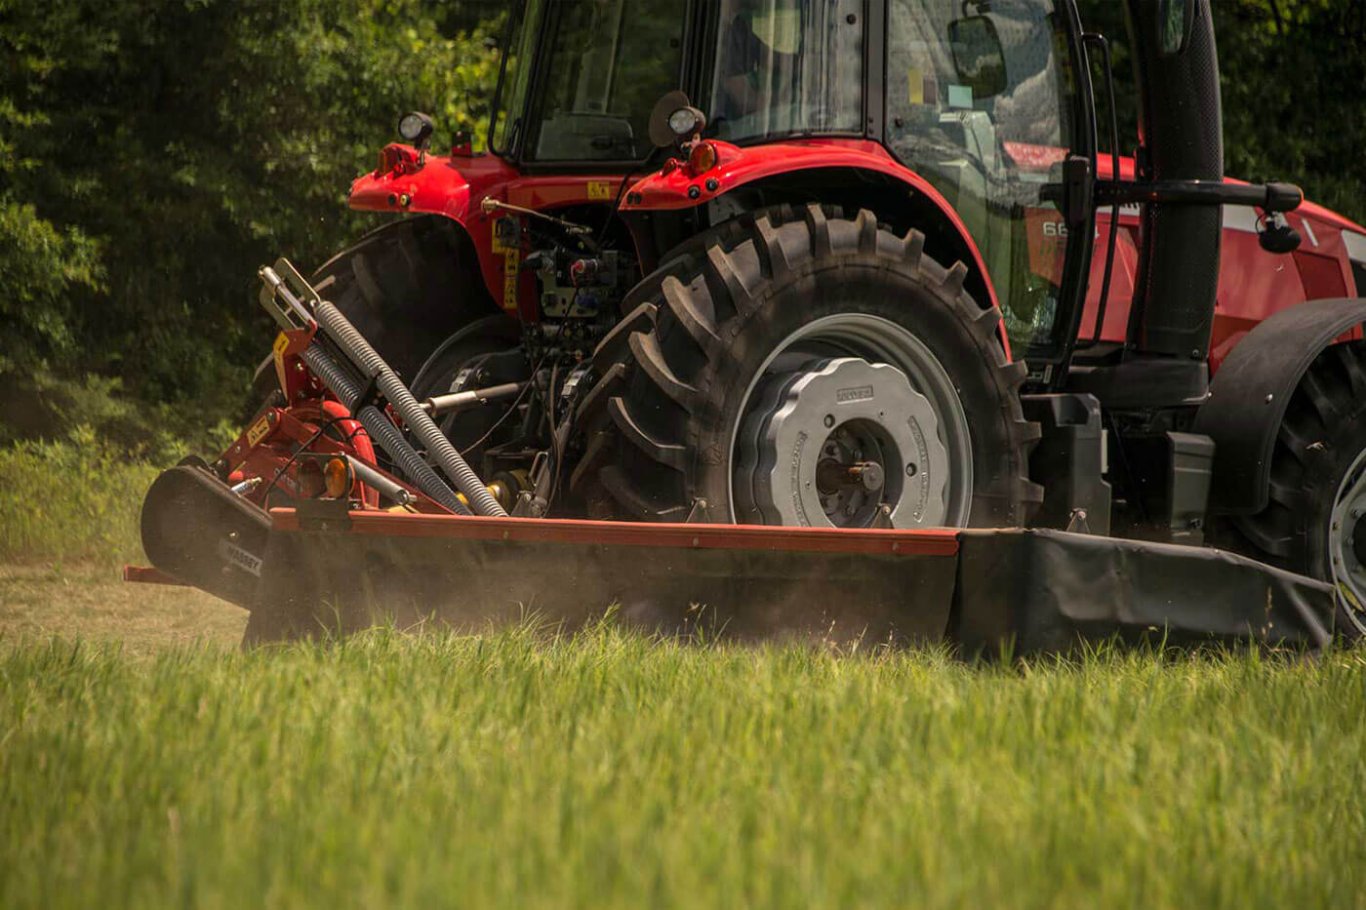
(134, 465, 1344, 652)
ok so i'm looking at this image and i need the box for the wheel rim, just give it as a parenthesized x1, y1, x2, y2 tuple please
(1329, 447, 1366, 631)
(728, 314, 973, 529)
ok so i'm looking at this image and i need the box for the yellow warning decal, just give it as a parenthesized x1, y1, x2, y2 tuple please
(271, 331, 290, 379)
(502, 248, 520, 311)
(587, 180, 614, 201)
(246, 414, 272, 448)
(490, 217, 511, 253)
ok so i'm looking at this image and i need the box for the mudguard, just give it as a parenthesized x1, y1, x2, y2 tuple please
(621, 138, 1001, 312)
(1194, 297, 1366, 514)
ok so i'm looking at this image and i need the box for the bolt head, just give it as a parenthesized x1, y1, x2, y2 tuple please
(823, 414, 835, 428)
(906, 463, 918, 477)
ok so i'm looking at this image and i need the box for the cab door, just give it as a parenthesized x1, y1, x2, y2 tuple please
(884, 0, 1093, 372)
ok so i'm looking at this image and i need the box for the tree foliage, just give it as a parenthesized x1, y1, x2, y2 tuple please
(0, 0, 1363, 443)
(1078, 0, 1366, 223)
(0, 0, 501, 436)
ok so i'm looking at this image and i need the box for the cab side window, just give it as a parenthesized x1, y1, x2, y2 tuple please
(886, 0, 1076, 352)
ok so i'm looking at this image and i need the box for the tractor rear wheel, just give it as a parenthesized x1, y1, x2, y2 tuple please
(584, 205, 1040, 528)
(1233, 341, 1366, 635)
(251, 216, 505, 401)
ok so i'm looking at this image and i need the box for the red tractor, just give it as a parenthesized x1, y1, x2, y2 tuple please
(139, 0, 1366, 649)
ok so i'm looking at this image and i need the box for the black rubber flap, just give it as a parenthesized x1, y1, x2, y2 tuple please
(140, 465, 270, 609)
(246, 525, 959, 646)
(953, 529, 1338, 655)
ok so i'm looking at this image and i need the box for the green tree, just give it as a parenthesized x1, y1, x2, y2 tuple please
(0, 0, 500, 438)
(1078, 0, 1366, 225)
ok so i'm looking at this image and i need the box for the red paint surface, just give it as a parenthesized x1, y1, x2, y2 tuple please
(621, 138, 1001, 315)
(269, 508, 961, 558)
(348, 141, 1366, 380)
(1073, 160, 1366, 370)
(122, 565, 186, 586)
(348, 138, 1002, 328)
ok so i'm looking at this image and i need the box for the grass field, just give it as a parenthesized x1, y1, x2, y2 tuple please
(3, 440, 1365, 908)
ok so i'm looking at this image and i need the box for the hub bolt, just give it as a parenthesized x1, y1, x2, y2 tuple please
(906, 463, 918, 477)
(823, 414, 835, 428)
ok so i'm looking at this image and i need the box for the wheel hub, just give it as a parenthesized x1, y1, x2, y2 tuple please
(1331, 452, 1366, 619)
(734, 357, 950, 529)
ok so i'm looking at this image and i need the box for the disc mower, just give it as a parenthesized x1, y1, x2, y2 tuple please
(133, 0, 1366, 651)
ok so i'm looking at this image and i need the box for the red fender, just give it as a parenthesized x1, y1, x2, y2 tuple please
(348, 146, 634, 320)
(620, 138, 1005, 340)
(347, 140, 1009, 354)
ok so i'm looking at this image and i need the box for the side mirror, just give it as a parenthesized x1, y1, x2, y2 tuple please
(947, 16, 1007, 101)
(1257, 214, 1302, 255)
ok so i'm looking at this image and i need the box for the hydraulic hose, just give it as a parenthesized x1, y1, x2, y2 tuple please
(300, 345, 472, 516)
(313, 300, 508, 518)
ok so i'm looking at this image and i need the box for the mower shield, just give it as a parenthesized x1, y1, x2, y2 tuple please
(136, 464, 1342, 653)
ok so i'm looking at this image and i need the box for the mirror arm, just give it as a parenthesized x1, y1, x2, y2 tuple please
(1095, 178, 1303, 213)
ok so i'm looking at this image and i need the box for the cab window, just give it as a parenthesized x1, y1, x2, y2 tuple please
(887, 0, 1077, 352)
(708, 0, 864, 143)
(527, 0, 686, 162)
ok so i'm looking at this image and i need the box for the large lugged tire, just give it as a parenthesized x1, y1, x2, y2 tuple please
(1233, 341, 1366, 634)
(251, 216, 507, 400)
(311, 216, 501, 381)
(582, 205, 1040, 527)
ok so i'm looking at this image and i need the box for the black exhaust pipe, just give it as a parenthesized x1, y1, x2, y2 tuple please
(1123, 0, 1223, 362)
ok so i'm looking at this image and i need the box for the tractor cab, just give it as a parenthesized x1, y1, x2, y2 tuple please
(488, 0, 1084, 365)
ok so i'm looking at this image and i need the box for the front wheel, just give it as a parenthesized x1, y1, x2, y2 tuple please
(584, 205, 1040, 528)
(1234, 341, 1366, 635)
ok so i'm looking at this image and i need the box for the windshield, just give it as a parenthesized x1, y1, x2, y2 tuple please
(518, 0, 686, 162)
(708, 0, 864, 143)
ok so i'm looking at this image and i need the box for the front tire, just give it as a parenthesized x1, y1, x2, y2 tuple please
(1234, 341, 1366, 635)
(585, 205, 1040, 528)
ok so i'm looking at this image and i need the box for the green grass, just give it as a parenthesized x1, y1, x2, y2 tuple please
(0, 428, 160, 565)
(2, 435, 1363, 907)
(2, 630, 1364, 910)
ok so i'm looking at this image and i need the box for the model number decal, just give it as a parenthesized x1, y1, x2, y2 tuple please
(217, 539, 263, 577)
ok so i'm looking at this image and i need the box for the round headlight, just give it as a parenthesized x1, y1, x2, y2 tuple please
(667, 106, 704, 139)
(398, 111, 434, 146)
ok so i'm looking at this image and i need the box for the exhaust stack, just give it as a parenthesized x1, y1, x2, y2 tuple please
(1123, 0, 1224, 363)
